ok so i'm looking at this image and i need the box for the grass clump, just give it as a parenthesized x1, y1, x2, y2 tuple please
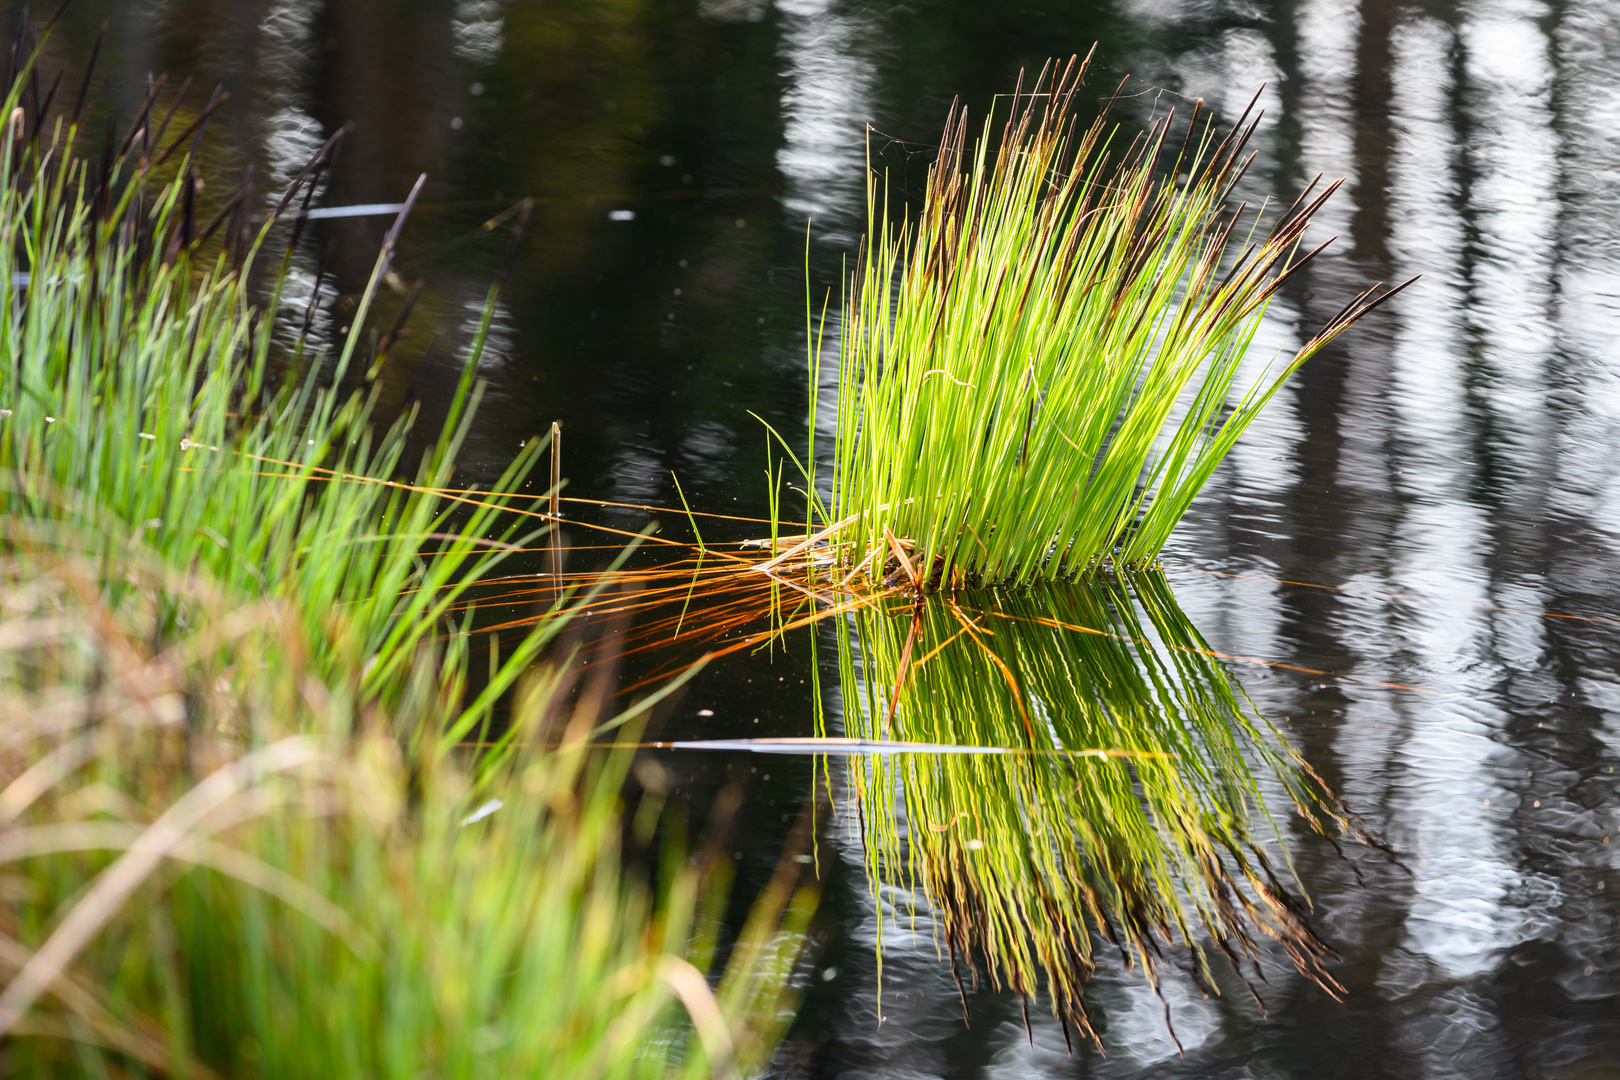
(834, 570, 1351, 1043)
(819, 55, 1411, 588)
(0, 30, 816, 1076)
(0, 29, 550, 737)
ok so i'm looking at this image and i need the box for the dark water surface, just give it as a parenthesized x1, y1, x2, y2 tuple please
(23, 0, 1620, 1075)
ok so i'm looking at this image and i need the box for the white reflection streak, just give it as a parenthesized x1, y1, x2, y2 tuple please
(776, 0, 873, 506)
(1380, 9, 1528, 1007)
(258, 0, 326, 190)
(1551, 1, 1620, 548)
(821, 762, 960, 1080)
(1170, 21, 1297, 573)
(1212, 303, 1307, 532)
(1434, 11, 1565, 1009)
(1548, 0, 1620, 909)
(775, 0, 875, 243)
(1221, 27, 1282, 131)
(609, 445, 666, 507)
(1164, 26, 1281, 131)
(452, 0, 506, 64)
(460, 295, 516, 374)
(1294, 0, 1359, 240)
(256, 0, 332, 350)
(1460, 0, 1558, 452)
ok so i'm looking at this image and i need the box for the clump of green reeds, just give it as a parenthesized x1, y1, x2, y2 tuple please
(817, 55, 1411, 587)
(834, 570, 1350, 1043)
(0, 29, 551, 736)
(0, 527, 815, 1078)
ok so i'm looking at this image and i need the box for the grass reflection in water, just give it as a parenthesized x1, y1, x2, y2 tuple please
(463, 545, 1380, 1049)
(832, 570, 1354, 1045)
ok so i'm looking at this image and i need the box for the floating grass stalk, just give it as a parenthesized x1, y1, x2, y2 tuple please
(820, 55, 1413, 587)
(834, 570, 1354, 1042)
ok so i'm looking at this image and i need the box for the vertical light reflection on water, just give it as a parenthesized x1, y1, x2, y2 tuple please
(775, 0, 877, 244)
(1290, 0, 1398, 513)
(1551, 0, 1620, 546)
(1374, 17, 1524, 1015)
(1459, 0, 1560, 474)
(1172, 24, 1283, 132)
(1190, 25, 1307, 521)
(1555, 24, 1620, 948)
(1526, 0, 1620, 1042)
(1384, 12, 1575, 1070)
(255, 0, 325, 193)
(1218, 29, 1283, 129)
(771, 0, 880, 506)
(253, 0, 334, 354)
(451, 0, 506, 64)
(1127, 0, 1326, 572)
(811, 624, 969, 1080)
(1293, 0, 1359, 240)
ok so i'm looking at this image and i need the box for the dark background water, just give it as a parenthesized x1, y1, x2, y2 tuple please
(17, 0, 1620, 1076)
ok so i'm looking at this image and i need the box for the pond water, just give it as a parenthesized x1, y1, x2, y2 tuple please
(23, 0, 1620, 1075)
